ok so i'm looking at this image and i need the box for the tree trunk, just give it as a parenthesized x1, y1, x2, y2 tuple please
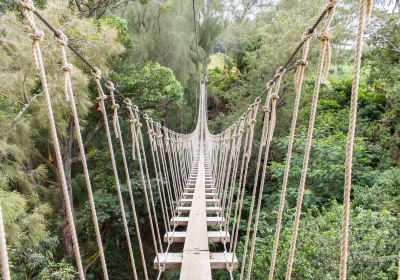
(75, 0, 84, 16)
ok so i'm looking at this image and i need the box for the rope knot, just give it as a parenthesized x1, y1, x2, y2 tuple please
(270, 93, 279, 101)
(317, 32, 331, 42)
(91, 67, 102, 80)
(61, 63, 73, 72)
(28, 31, 44, 42)
(302, 27, 315, 42)
(112, 104, 120, 110)
(262, 105, 270, 112)
(55, 30, 68, 46)
(105, 80, 115, 91)
(275, 66, 286, 77)
(295, 59, 308, 67)
(96, 95, 108, 102)
(124, 98, 132, 106)
(19, 0, 34, 10)
(326, 0, 337, 9)
(266, 80, 275, 89)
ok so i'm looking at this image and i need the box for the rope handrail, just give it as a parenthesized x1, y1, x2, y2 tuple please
(29, 5, 196, 136)
(3, 0, 377, 279)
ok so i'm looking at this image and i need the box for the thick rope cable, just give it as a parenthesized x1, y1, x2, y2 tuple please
(144, 117, 170, 234)
(221, 130, 234, 218)
(0, 206, 10, 280)
(136, 112, 164, 255)
(285, 2, 337, 279)
(105, 85, 148, 280)
(55, 30, 109, 280)
(239, 81, 275, 280)
(126, 104, 162, 269)
(163, 128, 180, 201)
(339, 0, 372, 279)
(19, 1, 85, 278)
(246, 69, 284, 280)
(152, 121, 172, 232)
(155, 124, 175, 221)
(227, 103, 259, 237)
(230, 116, 250, 252)
(229, 106, 258, 261)
(92, 68, 138, 280)
(224, 124, 242, 234)
(268, 28, 313, 280)
(398, 254, 400, 280)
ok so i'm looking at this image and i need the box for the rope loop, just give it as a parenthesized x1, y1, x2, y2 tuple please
(275, 66, 286, 77)
(96, 95, 108, 102)
(124, 98, 132, 106)
(326, 0, 337, 9)
(302, 27, 315, 42)
(317, 31, 332, 42)
(267, 80, 275, 89)
(19, 0, 34, 10)
(270, 93, 280, 101)
(28, 30, 44, 42)
(262, 105, 271, 112)
(55, 29, 68, 46)
(105, 80, 116, 91)
(61, 62, 73, 72)
(91, 67, 102, 80)
(295, 59, 308, 67)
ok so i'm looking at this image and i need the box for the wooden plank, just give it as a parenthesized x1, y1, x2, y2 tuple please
(180, 251, 211, 279)
(153, 252, 238, 270)
(170, 216, 225, 226)
(180, 142, 211, 280)
(184, 187, 216, 193)
(182, 193, 217, 199)
(179, 198, 219, 205)
(164, 231, 230, 243)
(177, 206, 221, 214)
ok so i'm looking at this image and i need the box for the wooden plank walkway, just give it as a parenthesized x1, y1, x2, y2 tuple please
(154, 83, 237, 279)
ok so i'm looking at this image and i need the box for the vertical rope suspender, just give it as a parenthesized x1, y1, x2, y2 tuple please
(339, 1, 372, 279)
(0, 206, 10, 280)
(19, 1, 85, 278)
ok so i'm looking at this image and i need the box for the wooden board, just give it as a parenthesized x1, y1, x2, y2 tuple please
(164, 231, 230, 243)
(153, 252, 238, 270)
(170, 216, 225, 226)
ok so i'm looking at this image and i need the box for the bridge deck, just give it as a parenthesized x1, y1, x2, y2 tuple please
(154, 143, 238, 278)
(180, 145, 211, 279)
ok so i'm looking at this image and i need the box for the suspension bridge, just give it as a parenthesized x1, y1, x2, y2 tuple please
(0, 0, 390, 280)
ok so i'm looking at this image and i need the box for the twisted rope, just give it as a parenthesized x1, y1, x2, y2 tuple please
(285, 2, 336, 279)
(0, 206, 10, 280)
(268, 28, 313, 280)
(339, 1, 372, 279)
(92, 68, 138, 280)
(55, 30, 109, 280)
(19, 1, 85, 278)
(246, 69, 284, 280)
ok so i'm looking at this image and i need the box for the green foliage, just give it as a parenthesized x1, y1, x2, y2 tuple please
(110, 61, 183, 119)
(98, 15, 133, 49)
(11, 237, 76, 280)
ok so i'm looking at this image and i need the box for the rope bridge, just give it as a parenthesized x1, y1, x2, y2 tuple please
(0, 0, 389, 280)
